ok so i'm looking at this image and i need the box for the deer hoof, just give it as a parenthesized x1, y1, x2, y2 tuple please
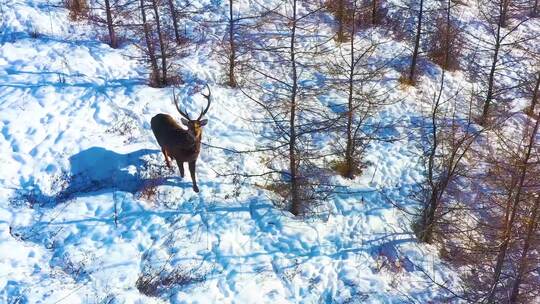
(193, 186, 199, 193)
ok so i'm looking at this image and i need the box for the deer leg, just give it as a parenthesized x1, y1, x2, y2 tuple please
(162, 148, 171, 169)
(176, 160, 184, 178)
(188, 161, 199, 193)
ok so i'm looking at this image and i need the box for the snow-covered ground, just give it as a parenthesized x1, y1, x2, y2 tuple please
(0, 0, 509, 302)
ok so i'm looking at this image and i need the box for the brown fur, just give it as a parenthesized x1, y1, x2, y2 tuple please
(151, 113, 204, 192)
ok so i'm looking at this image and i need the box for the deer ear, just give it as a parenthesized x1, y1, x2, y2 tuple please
(200, 119, 208, 126)
(181, 118, 189, 125)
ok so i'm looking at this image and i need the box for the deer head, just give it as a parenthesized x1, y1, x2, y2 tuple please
(172, 84, 212, 140)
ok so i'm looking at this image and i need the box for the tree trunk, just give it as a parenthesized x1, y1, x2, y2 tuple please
(501, 0, 510, 27)
(486, 112, 540, 303)
(336, 0, 345, 41)
(417, 0, 453, 242)
(140, 0, 159, 84)
(509, 194, 540, 303)
(533, 0, 539, 16)
(408, 0, 424, 84)
(527, 72, 540, 115)
(228, 0, 237, 87)
(344, 0, 356, 179)
(420, 86, 441, 242)
(289, 0, 300, 216)
(167, 0, 181, 43)
(481, 2, 504, 124)
(371, 0, 378, 25)
(104, 0, 117, 48)
(151, 0, 167, 86)
(419, 187, 441, 242)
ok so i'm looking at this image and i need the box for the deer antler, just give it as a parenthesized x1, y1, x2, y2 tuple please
(172, 87, 192, 120)
(197, 84, 212, 121)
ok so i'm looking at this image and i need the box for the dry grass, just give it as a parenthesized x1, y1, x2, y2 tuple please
(148, 70, 184, 88)
(138, 178, 160, 202)
(398, 73, 416, 87)
(329, 159, 363, 179)
(136, 267, 207, 297)
(136, 162, 169, 203)
(258, 181, 290, 199)
(105, 116, 138, 144)
(64, 0, 88, 21)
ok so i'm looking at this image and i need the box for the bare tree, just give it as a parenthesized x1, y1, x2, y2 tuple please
(166, 0, 180, 43)
(215, 0, 262, 87)
(439, 101, 540, 302)
(480, 0, 505, 124)
(139, 0, 159, 85)
(414, 79, 482, 243)
(371, 0, 380, 25)
(239, 0, 331, 216)
(87, 0, 134, 48)
(474, 0, 532, 124)
(150, 0, 168, 85)
(425, 0, 463, 71)
(485, 112, 540, 302)
(227, 0, 237, 87)
(135, 0, 187, 86)
(526, 71, 540, 115)
(325, 0, 393, 178)
(407, 0, 425, 84)
(509, 192, 540, 302)
(289, 0, 300, 214)
(326, 0, 356, 42)
(105, 0, 117, 47)
(413, 0, 482, 243)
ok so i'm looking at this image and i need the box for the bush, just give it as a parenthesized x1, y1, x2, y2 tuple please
(29, 26, 41, 39)
(136, 160, 171, 203)
(105, 116, 138, 144)
(136, 267, 207, 297)
(9, 170, 73, 208)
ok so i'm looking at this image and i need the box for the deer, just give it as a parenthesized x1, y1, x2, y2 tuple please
(150, 85, 212, 193)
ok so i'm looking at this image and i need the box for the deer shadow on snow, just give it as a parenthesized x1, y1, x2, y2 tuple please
(14, 147, 182, 207)
(62, 147, 159, 195)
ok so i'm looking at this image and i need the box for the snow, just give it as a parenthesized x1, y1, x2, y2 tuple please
(1, 0, 517, 302)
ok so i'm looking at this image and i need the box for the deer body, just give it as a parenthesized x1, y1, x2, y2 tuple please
(151, 114, 200, 162)
(151, 85, 211, 193)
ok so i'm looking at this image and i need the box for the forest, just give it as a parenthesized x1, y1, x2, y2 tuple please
(0, 0, 539, 302)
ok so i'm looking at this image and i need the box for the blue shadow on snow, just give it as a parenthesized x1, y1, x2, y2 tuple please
(13, 147, 172, 206)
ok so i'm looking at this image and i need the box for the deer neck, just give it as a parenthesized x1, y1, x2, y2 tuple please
(188, 129, 202, 152)
(194, 133, 202, 152)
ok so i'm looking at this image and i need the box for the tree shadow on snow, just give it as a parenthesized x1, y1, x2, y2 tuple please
(3, 68, 144, 90)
